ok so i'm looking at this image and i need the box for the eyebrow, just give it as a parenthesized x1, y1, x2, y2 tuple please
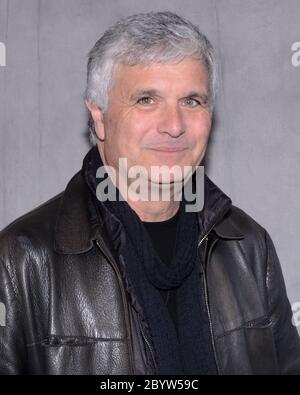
(129, 89, 208, 102)
(186, 91, 208, 99)
(129, 89, 161, 101)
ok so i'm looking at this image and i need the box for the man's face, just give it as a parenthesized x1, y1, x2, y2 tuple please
(93, 57, 212, 184)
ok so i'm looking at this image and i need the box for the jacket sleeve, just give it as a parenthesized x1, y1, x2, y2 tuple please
(265, 229, 300, 374)
(0, 257, 26, 374)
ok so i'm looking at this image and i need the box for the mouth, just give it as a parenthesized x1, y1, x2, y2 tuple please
(148, 147, 188, 153)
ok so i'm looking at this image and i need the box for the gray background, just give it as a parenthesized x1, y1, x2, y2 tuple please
(0, 0, 299, 319)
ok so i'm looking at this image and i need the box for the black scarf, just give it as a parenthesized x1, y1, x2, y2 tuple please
(83, 146, 218, 374)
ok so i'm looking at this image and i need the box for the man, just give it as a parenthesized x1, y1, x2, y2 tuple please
(0, 11, 299, 375)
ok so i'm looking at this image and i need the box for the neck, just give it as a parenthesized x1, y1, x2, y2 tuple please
(126, 199, 180, 222)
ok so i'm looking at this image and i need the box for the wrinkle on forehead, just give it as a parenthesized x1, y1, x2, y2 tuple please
(108, 58, 209, 105)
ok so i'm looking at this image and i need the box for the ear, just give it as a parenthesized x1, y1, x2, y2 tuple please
(85, 100, 105, 141)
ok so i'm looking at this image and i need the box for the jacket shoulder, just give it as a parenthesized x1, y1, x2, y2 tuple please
(229, 205, 266, 234)
(0, 192, 63, 260)
(215, 203, 267, 244)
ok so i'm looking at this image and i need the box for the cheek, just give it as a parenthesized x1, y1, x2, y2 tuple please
(105, 116, 128, 148)
(106, 117, 146, 163)
(190, 117, 211, 144)
(121, 116, 155, 151)
(198, 112, 212, 132)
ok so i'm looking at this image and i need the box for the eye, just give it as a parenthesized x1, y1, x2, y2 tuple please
(183, 97, 202, 108)
(137, 96, 155, 106)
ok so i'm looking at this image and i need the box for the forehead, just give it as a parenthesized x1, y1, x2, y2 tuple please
(111, 58, 209, 94)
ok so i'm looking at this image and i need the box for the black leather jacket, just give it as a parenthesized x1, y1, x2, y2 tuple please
(0, 168, 300, 375)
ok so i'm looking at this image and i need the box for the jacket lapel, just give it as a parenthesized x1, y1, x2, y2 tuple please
(54, 171, 97, 254)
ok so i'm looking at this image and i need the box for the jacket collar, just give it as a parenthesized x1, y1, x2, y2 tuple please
(54, 170, 100, 254)
(201, 176, 244, 240)
(54, 149, 244, 254)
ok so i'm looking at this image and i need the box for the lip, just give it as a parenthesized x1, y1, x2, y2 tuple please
(148, 147, 188, 153)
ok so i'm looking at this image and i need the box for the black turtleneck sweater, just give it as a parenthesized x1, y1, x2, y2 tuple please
(142, 210, 180, 329)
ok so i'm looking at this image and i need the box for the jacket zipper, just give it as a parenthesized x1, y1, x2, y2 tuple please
(198, 230, 222, 375)
(139, 221, 223, 374)
(138, 315, 157, 374)
(95, 239, 135, 374)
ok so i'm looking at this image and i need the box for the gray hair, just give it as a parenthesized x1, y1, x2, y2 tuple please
(84, 11, 217, 144)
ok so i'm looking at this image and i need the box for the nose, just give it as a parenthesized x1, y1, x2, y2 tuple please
(157, 103, 185, 138)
